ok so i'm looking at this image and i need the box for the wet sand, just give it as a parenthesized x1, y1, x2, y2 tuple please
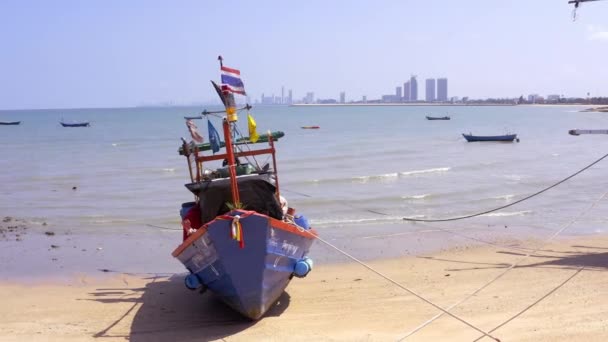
(2, 233, 608, 341)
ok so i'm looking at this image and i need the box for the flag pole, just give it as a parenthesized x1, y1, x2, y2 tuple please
(217, 56, 240, 207)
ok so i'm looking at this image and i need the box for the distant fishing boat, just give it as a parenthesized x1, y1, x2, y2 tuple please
(184, 116, 203, 120)
(426, 116, 450, 120)
(60, 122, 90, 127)
(301, 125, 320, 129)
(463, 133, 518, 142)
(172, 57, 317, 320)
(0, 121, 20, 125)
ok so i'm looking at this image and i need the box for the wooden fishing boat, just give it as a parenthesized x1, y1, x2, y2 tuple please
(426, 116, 450, 120)
(301, 125, 320, 129)
(0, 121, 20, 125)
(60, 122, 90, 127)
(172, 58, 316, 320)
(462, 133, 518, 142)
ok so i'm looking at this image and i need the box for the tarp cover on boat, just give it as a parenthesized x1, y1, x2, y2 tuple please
(185, 175, 283, 224)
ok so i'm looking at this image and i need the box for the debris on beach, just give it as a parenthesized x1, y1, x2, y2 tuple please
(0, 217, 29, 241)
(45, 231, 55, 236)
(50, 245, 60, 249)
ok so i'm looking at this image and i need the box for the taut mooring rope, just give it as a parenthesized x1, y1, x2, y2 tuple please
(401, 151, 608, 222)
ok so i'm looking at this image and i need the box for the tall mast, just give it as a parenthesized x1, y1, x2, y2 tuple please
(217, 56, 241, 206)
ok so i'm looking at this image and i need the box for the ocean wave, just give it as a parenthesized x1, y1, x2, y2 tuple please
(310, 216, 404, 227)
(353, 173, 399, 183)
(401, 194, 432, 200)
(503, 174, 523, 181)
(399, 167, 450, 176)
(83, 215, 138, 224)
(162, 168, 176, 173)
(296, 167, 450, 186)
(482, 210, 532, 217)
(491, 194, 515, 200)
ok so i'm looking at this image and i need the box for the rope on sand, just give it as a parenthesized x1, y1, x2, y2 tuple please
(301, 229, 501, 342)
(398, 189, 608, 341)
(471, 267, 584, 342)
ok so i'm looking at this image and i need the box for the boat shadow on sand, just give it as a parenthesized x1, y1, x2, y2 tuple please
(420, 245, 608, 272)
(90, 273, 290, 341)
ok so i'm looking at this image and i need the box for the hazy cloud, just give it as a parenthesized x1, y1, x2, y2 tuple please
(587, 25, 608, 41)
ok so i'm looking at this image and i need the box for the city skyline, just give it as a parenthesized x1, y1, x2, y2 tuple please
(2, 1, 608, 110)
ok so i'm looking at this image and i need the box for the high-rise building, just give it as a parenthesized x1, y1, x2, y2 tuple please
(425, 78, 436, 102)
(410, 75, 418, 101)
(396, 86, 402, 101)
(305, 92, 314, 104)
(437, 78, 448, 102)
(281, 86, 285, 104)
(288, 89, 293, 104)
(403, 81, 411, 102)
(339, 91, 346, 104)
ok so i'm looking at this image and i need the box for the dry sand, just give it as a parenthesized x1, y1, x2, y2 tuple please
(2, 234, 608, 341)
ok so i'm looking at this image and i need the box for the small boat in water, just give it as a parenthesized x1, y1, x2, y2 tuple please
(60, 122, 90, 127)
(172, 58, 317, 320)
(426, 116, 450, 120)
(184, 116, 203, 120)
(301, 125, 320, 129)
(462, 133, 518, 142)
(0, 121, 21, 125)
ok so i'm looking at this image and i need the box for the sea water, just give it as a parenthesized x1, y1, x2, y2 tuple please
(2, 104, 608, 242)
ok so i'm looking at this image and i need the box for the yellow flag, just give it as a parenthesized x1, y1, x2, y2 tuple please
(248, 113, 259, 143)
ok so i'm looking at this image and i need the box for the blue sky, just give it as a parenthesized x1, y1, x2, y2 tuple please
(1, 0, 608, 109)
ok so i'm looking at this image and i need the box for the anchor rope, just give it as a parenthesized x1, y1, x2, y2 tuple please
(471, 267, 584, 342)
(284, 152, 608, 223)
(398, 189, 608, 341)
(300, 229, 500, 341)
(401, 151, 608, 222)
(282, 153, 608, 340)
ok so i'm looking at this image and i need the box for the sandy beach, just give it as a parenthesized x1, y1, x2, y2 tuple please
(2, 231, 608, 341)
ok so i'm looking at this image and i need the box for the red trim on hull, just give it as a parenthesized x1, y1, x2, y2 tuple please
(172, 210, 317, 258)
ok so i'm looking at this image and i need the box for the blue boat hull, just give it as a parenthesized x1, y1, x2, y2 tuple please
(173, 210, 315, 320)
(60, 122, 90, 127)
(0, 121, 20, 125)
(463, 133, 517, 142)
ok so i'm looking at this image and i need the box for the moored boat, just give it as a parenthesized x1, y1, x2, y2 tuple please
(426, 116, 450, 120)
(172, 58, 317, 320)
(301, 125, 320, 129)
(0, 121, 21, 125)
(462, 133, 518, 142)
(60, 122, 90, 127)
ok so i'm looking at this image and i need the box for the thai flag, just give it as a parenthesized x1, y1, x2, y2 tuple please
(221, 65, 246, 95)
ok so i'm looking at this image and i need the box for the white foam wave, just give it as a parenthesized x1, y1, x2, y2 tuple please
(162, 168, 176, 173)
(483, 210, 532, 217)
(353, 173, 399, 183)
(504, 174, 522, 181)
(401, 194, 431, 200)
(492, 194, 515, 200)
(311, 216, 403, 226)
(399, 167, 450, 176)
